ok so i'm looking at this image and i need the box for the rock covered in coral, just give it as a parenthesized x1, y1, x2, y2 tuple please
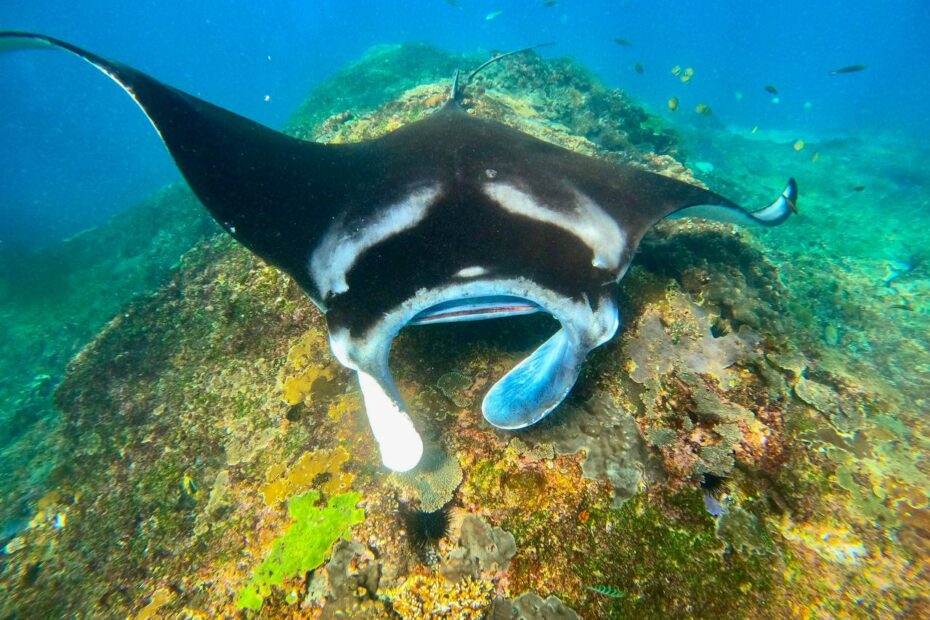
(439, 514, 517, 582)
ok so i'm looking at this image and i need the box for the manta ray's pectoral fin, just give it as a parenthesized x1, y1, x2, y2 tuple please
(666, 178, 798, 227)
(0, 31, 360, 301)
(482, 328, 586, 429)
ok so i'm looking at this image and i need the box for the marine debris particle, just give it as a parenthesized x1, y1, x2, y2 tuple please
(436, 370, 473, 408)
(392, 447, 463, 512)
(236, 490, 364, 611)
(440, 514, 517, 581)
(388, 574, 494, 620)
(280, 330, 337, 406)
(260, 446, 354, 507)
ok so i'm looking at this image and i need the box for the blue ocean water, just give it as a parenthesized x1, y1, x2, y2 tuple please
(1, 0, 927, 246)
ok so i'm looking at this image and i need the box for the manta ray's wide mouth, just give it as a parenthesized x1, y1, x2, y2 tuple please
(407, 295, 543, 325)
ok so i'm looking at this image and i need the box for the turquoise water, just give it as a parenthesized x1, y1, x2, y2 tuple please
(0, 2, 927, 617)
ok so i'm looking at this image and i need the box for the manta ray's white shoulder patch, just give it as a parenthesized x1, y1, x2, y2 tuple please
(309, 184, 441, 298)
(483, 181, 624, 271)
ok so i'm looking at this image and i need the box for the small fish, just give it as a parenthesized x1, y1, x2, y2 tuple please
(695, 103, 712, 115)
(485, 10, 503, 20)
(852, 185, 865, 192)
(588, 585, 626, 599)
(680, 66, 694, 83)
(793, 140, 805, 151)
(181, 473, 199, 498)
(751, 126, 759, 134)
(671, 65, 681, 76)
(668, 96, 679, 111)
(765, 84, 778, 95)
(613, 38, 633, 47)
(633, 63, 644, 74)
(811, 151, 820, 162)
(830, 64, 866, 75)
(883, 260, 913, 286)
(543, 0, 558, 6)
(734, 91, 743, 101)
(444, 0, 462, 8)
(702, 489, 727, 518)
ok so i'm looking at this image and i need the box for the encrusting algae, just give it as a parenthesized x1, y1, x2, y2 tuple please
(260, 446, 355, 506)
(236, 490, 365, 611)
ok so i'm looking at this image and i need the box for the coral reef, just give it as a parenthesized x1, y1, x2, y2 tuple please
(439, 514, 517, 582)
(387, 574, 494, 620)
(391, 447, 463, 513)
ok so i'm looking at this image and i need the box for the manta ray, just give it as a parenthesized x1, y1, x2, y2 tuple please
(0, 32, 796, 472)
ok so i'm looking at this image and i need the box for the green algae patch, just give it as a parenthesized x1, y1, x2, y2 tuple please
(236, 491, 364, 611)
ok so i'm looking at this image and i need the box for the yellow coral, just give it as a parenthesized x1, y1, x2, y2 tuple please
(134, 588, 170, 620)
(260, 446, 355, 507)
(388, 574, 494, 620)
(279, 331, 335, 406)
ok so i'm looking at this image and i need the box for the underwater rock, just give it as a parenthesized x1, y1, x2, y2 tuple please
(715, 506, 775, 555)
(508, 437, 555, 462)
(440, 514, 517, 582)
(626, 293, 761, 391)
(260, 446, 355, 507)
(794, 377, 842, 417)
(193, 469, 231, 537)
(436, 371, 473, 408)
(524, 393, 658, 507)
(491, 592, 581, 620)
(317, 538, 386, 617)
